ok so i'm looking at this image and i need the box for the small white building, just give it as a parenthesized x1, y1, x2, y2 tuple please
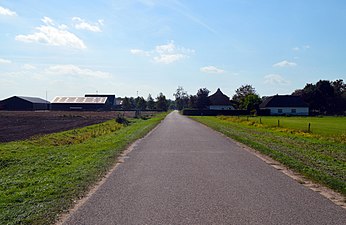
(208, 88, 235, 110)
(259, 95, 309, 116)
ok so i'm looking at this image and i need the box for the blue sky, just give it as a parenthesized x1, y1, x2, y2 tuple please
(1, 0, 345, 100)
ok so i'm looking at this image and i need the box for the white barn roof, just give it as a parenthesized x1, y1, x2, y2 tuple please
(52, 97, 107, 104)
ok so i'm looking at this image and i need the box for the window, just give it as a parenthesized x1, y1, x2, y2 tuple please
(278, 109, 283, 113)
(291, 109, 296, 113)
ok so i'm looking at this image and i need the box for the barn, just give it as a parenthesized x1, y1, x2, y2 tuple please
(0, 96, 50, 111)
(51, 96, 108, 111)
(85, 94, 116, 110)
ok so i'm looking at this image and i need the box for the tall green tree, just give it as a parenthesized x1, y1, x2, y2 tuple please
(232, 84, 257, 109)
(196, 88, 210, 110)
(146, 94, 155, 110)
(173, 86, 189, 110)
(293, 79, 346, 115)
(135, 96, 147, 110)
(122, 97, 132, 110)
(188, 95, 197, 109)
(156, 93, 168, 111)
(242, 94, 261, 113)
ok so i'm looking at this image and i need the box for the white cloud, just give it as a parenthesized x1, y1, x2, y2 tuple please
(264, 74, 290, 85)
(130, 49, 150, 56)
(273, 60, 297, 68)
(0, 58, 11, 64)
(200, 66, 225, 74)
(292, 45, 310, 51)
(46, 64, 111, 78)
(154, 54, 185, 64)
(72, 17, 102, 32)
(131, 40, 194, 64)
(23, 64, 36, 70)
(15, 17, 86, 49)
(42, 16, 54, 25)
(0, 6, 17, 16)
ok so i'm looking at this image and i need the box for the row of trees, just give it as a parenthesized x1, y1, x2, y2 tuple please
(121, 79, 345, 114)
(173, 79, 345, 115)
(122, 93, 171, 111)
(173, 86, 211, 110)
(292, 79, 345, 115)
(173, 85, 261, 112)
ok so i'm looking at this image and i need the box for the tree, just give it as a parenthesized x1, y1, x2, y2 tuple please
(156, 93, 168, 111)
(196, 88, 210, 110)
(173, 86, 189, 110)
(292, 79, 346, 115)
(188, 95, 197, 109)
(242, 94, 261, 113)
(122, 97, 132, 110)
(147, 94, 155, 110)
(135, 96, 147, 110)
(232, 84, 257, 109)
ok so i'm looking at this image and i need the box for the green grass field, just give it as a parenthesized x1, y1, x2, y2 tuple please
(0, 113, 167, 225)
(191, 116, 346, 197)
(243, 116, 346, 137)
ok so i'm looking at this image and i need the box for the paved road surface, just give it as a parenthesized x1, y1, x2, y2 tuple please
(63, 111, 346, 225)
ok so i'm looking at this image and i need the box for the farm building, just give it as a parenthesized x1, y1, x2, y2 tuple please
(259, 95, 309, 115)
(51, 96, 108, 111)
(85, 94, 116, 110)
(208, 88, 235, 110)
(0, 96, 50, 111)
(115, 98, 123, 109)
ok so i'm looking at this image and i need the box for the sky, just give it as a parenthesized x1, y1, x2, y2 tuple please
(1, 0, 346, 101)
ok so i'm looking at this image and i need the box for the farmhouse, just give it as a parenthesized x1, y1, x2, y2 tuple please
(208, 88, 235, 110)
(259, 95, 309, 115)
(0, 96, 50, 111)
(51, 96, 108, 111)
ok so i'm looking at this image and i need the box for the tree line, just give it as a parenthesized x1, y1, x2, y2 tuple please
(121, 93, 173, 111)
(173, 85, 261, 113)
(173, 79, 345, 115)
(292, 79, 345, 115)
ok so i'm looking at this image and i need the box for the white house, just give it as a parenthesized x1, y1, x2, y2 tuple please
(259, 95, 309, 115)
(208, 88, 235, 110)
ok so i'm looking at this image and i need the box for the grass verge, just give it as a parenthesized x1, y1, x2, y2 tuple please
(0, 112, 167, 225)
(191, 116, 346, 197)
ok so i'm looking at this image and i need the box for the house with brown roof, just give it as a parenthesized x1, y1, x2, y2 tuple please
(259, 95, 309, 115)
(208, 88, 235, 110)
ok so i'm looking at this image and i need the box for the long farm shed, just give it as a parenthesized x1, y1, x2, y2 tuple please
(51, 96, 108, 111)
(0, 96, 50, 111)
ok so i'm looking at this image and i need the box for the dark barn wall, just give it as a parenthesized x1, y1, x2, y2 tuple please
(33, 103, 50, 110)
(1, 97, 33, 111)
(0, 97, 50, 111)
(51, 103, 106, 111)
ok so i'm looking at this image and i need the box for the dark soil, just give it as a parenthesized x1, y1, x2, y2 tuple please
(0, 111, 157, 143)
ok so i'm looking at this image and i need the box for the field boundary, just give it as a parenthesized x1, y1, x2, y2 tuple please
(189, 116, 346, 209)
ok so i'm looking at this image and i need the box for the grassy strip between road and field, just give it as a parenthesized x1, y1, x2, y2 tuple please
(191, 116, 346, 197)
(0, 112, 167, 225)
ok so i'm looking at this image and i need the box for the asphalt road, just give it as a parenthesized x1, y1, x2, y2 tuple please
(62, 111, 346, 225)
